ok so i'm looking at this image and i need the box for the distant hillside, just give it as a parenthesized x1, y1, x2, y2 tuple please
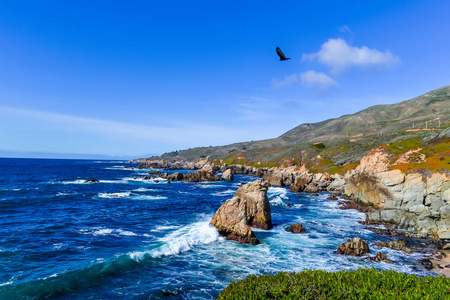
(158, 86, 450, 169)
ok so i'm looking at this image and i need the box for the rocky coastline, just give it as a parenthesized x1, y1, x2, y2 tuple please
(135, 143, 450, 241)
(132, 144, 449, 274)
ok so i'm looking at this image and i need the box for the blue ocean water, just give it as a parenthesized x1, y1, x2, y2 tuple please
(0, 158, 434, 299)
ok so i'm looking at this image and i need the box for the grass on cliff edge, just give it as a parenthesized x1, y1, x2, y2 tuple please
(217, 268, 450, 300)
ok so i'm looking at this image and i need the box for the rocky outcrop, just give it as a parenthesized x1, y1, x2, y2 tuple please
(210, 180, 272, 244)
(221, 169, 234, 181)
(335, 237, 370, 256)
(158, 170, 220, 183)
(288, 223, 306, 233)
(344, 146, 450, 239)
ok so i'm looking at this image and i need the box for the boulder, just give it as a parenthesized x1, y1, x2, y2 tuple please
(335, 237, 370, 256)
(221, 169, 234, 181)
(288, 223, 306, 233)
(167, 172, 184, 181)
(369, 252, 393, 263)
(211, 180, 272, 244)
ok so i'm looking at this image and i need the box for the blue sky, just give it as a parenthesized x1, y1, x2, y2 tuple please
(0, 1, 449, 159)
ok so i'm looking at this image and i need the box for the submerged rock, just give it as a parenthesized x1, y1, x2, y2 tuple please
(210, 180, 272, 244)
(288, 223, 306, 233)
(335, 237, 370, 256)
(84, 179, 100, 183)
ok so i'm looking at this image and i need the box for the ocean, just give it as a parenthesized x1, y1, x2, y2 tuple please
(0, 158, 434, 299)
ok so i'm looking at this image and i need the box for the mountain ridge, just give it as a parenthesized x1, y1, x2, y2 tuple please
(155, 85, 450, 168)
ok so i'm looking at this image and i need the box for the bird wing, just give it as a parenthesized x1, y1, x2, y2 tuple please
(276, 47, 286, 59)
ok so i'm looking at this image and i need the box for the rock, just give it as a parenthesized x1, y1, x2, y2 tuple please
(291, 174, 312, 192)
(442, 243, 450, 250)
(167, 172, 184, 181)
(288, 223, 306, 233)
(421, 258, 433, 270)
(311, 193, 319, 197)
(327, 193, 338, 200)
(235, 180, 272, 230)
(148, 170, 161, 175)
(84, 179, 99, 183)
(374, 240, 413, 253)
(210, 180, 271, 244)
(369, 252, 393, 263)
(335, 237, 370, 256)
(338, 200, 373, 213)
(221, 169, 234, 181)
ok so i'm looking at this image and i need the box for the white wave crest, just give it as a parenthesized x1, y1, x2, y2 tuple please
(270, 197, 286, 206)
(129, 221, 221, 260)
(133, 187, 157, 192)
(80, 227, 137, 237)
(150, 225, 181, 232)
(98, 192, 131, 198)
(132, 195, 168, 200)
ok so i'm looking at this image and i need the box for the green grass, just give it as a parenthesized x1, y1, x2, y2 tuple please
(218, 268, 450, 300)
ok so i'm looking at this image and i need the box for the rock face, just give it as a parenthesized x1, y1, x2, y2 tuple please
(288, 223, 306, 233)
(335, 237, 370, 256)
(344, 146, 450, 239)
(221, 169, 234, 181)
(210, 180, 272, 244)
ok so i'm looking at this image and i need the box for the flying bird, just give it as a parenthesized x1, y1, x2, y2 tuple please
(276, 47, 291, 61)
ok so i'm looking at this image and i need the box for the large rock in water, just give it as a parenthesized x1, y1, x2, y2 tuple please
(335, 237, 370, 256)
(210, 180, 272, 244)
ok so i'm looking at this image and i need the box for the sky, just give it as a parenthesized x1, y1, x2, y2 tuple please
(0, 0, 449, 159)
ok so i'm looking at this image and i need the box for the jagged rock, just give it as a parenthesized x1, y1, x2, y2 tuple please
(235, 180, 272, 230)
(291, 174, 312, 192)
(335, 237, 370, 256)
(84, 179, 100, 183)
(210, 180, 271, 244)
(288, 223, 306, 233)
(221, 169, 234, 181)
(369, 252, 393, 263)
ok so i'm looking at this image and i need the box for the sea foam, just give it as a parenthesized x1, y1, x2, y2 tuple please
(129, 221, 221, 261)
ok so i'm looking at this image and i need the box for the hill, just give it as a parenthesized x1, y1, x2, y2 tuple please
(155, 86, 450, 170)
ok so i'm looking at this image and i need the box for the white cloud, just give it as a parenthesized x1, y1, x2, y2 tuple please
(302, 38, 400, 73)
(300, 70, 338, 90)
(271, 74, 298, 89)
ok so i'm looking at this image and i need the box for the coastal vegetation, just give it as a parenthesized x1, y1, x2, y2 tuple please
(218, 268, 450, 299)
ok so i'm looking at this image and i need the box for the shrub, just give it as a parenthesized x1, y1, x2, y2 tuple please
(217, 268, 450, 299)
